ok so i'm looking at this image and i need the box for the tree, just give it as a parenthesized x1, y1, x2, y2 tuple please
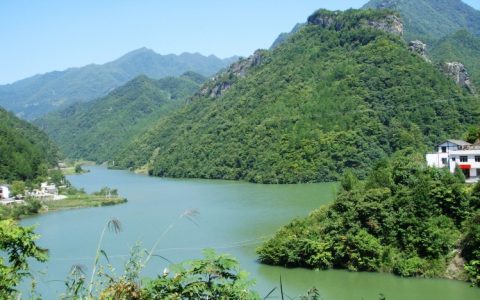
(10, 181, 25, 197)
(75, 165, 83, 174)
(0, 220, 48, 299)
(141, 249, 259, 300)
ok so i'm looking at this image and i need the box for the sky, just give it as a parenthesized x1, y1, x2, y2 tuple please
(0, 0, 479, 84)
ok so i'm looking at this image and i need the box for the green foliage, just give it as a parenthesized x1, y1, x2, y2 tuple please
(430, 30, 480, 86)
(141, 249, 259, 300)
(0, 198, 43, 220)
(93, 187, 118, 197)
(0, 49, 235, 120)
(257, 152, 476, 280)
(75, 165, 84, 174)
(10, 181, 25, 196)
(463, 213, 480, 256)
(341, 169, 359, 192)
(36, 74, 202, 163)
(0, 219, 47, 299)
(464, 125, 480, 144)
(363, 0, 480, 45)
(0, 108, 59, 182)
(116, 9, 479, 184)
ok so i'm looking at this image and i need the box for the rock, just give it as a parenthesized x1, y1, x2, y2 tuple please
(196, 50, 267, 99)
(408, 40, 430, 61)
(308, 12, 338, 28)
(367, 15, 404, 36)
(445, 249, 467, 281)
(442, 62, 475, 93)
(229, 50, 265, 78)
(307, 10, 403, 36)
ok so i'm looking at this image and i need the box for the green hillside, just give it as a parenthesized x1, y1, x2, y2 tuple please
(0, 108, 59, 182)
(431, 30, 480, 85)
(363, 0, 480, 45)
(258, 150, 480, 284)
(0, 48, 236, 120)
(36, 73, 204, 163)
(115, 9, 479, 184)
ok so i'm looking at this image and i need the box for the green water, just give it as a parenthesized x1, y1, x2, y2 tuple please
(21, 166, 480, 299)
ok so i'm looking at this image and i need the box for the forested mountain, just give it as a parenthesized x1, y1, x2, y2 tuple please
(0, 108, 59, 182)
(362, 0, 480, 90)
(0, 48, 236, 120)
(431, 30, 480, 85)
(363, 0, 480, 44)
(114, 9, 479, 184)
(36, 73, 205, 163)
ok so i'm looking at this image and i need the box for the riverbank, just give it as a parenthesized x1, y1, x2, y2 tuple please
(0, 193, 127, 220)
(41, 194, 127, 212)
(257, 153, 480, 287)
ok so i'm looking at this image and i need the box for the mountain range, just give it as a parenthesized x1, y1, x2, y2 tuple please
(35, 72, 205, 163)
(112, 9, 479, 183)
(0, 48, 236, 119)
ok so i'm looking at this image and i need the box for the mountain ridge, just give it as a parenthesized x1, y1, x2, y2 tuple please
(35, 72, 204, 163)
(114, 9, 480, 184)
(362, 0, 480, 44)
(0, 48, 237, 119)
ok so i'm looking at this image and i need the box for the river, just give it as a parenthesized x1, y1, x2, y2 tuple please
(21, 166, 480, 299)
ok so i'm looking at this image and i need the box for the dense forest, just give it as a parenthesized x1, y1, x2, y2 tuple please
(363, 0, 480, 87)
(115, 9, 479, 183)
(36, 72, 205, 163)
(258, 149, 480, 286)
(0, 108, 59, 182)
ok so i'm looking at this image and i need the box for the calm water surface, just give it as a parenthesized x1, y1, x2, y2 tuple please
(21, 166, 480, 299)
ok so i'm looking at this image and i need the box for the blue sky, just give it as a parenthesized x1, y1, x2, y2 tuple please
(0, 0, 479, 84)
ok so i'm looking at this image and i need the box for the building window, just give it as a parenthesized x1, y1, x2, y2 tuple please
(476, 156, 480, 162)
(452, 157, 456, 161)
(442, 146, 447, 153)
(460, 156, 468, 162)
(441, 158, 448, 165)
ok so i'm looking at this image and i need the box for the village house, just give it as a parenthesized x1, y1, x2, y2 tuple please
(426, 139, 480, 182)
(26, 182, 65, 200)
(0, 185, 10, 200)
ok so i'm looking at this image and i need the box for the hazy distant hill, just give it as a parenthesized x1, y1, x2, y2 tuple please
(0, 108, 59, 182)
(0, 48, 237, 119)
(36, 72, 204, 163)
(115, 9, 479, 184)
(363, 0, 480, 44)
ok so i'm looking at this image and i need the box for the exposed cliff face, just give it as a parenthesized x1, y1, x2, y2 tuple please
(367, 14, 403, 36)
(442, 62, 475, 92)
(307, 9, 403, 36)
(409, 40, 430, 61)
(197, 50, 266, 98)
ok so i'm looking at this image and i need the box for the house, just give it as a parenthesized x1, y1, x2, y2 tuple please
(41, 182, 58, 195)
(0, 185, 10, 200)
(426, 139, 480, 182)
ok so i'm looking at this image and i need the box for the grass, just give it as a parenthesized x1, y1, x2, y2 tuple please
(42, 194, 127, 211)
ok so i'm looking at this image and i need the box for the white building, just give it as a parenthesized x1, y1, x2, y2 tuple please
(0, 185, 10, 199)
(426, 139, 480, 182)
(41, 182, 58, 195)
